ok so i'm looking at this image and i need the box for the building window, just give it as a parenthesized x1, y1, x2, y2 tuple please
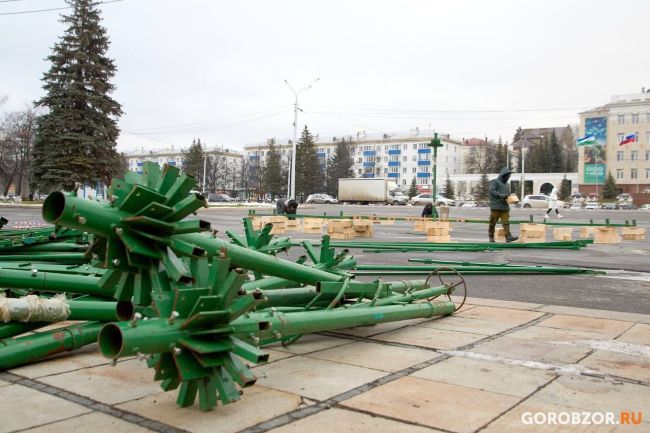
(646, 168, 650, 179)
(402, 179, 407, 185)
(412, 156, 417, 162)
(631, 151, 638, 161)
(412, 143, 417, 150)
(617, 151, 624, 161)
(647, 113, 650, 123)
(403, 144, 408, 150)
(646, 151, 650, 161)
(631, 168, 638, 180)
(646, 132, 650, 143)
(616, 169, 624, 180)
(632, 113, 639, 124)
(384, 145, 389, 152)
(412, 167, 417, 173)
(402, 156, 407, 162)
(618, 114, 625, 125)
(618, 133, 624, 144)
(402, 167, 407, 173)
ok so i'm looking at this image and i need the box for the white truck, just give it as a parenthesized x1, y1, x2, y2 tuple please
(338, 178, 408, 205)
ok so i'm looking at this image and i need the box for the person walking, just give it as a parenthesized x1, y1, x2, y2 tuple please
(544, 186, 562, 219)
(488, 167, 519, 243)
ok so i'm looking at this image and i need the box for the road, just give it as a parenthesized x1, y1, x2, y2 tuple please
(2, 203, 649, 314)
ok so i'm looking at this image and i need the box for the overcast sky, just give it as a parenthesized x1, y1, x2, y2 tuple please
(2, 0, 649, 152)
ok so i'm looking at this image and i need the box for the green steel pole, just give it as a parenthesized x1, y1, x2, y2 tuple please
(0, 268, 109, 297)
(0, 253, 86, 262)
(0, 322, 103, 370)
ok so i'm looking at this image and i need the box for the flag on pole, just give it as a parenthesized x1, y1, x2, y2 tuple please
(619, 133, 638, 146)
(576, 135, 597, 146)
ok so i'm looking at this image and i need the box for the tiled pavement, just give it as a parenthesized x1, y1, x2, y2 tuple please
(1, 297, 649, 433)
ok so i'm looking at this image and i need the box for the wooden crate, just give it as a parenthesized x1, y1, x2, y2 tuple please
(553, 228, 573, 241)
(426, 221, 452, 242)
(285, 218, 301, 231)
(438, 206, 450, 220)
(579, 227, 595, 239)
(621, 227, 646, 240)
(427, 235, 452, 242)
(352, 220, 373, 238)
(593, 227, 620, 244)
(302, 218, 324, 234)
(327, 219, 355, 239)
(520, 223, 546, 243)
(495, 228, 506, 241)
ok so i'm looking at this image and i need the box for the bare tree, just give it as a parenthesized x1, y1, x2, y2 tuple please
(0, 107, 37, 196)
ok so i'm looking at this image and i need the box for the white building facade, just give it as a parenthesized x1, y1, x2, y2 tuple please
(244, 130, 464, 193)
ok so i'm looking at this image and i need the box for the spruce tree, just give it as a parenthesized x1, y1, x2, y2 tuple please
(408, 177, 418, 198)
(182, 139, 205, 187)
(262, 141, 284, 199)
(443, 175, 455, 199)
(325, 139, 354, 196)
(559, 175, 571, 200)
(548, 130, 563, 172)
(476, 172, 490, 201)
(295, 126, 322, 197)
(32, 0, 122, 191)
(602, 171, 617, 199)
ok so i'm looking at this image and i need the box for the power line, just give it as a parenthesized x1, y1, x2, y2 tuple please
(0, 0, 123, 16)
(303, 104, 589, 114)
(124, 105, 291, 133)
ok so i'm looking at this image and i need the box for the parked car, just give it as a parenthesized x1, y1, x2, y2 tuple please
(208, 193, 235, 202)
(601, 202, 618, 210)
(521, 194, 566, 209)
(569, 203, 582, 210)
(305, 193, 338, 204)
(584, 202, 600, 210)
(410, 194, 455, 207)
(618, 204, 637, 210)
(639, 204, 650, 211)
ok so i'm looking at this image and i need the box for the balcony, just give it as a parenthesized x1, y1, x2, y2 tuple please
(417, 160, 431, 166)
(362, 173, 375, 178)
(417, 172, 431, 178)
(362, 161, 376, 167)
(388, 161, 400, 167)
(387, 172, 399, 178)
(362, 150, 376, 156)
(388, 149, 401, 155)
(417, 148, 431, 154)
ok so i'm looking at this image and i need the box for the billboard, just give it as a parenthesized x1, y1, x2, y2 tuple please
(583, 117, 607, 184)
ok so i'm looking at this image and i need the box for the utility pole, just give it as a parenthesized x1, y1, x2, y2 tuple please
(284, 78, 319, 199)
(202, 153, 208, 195)
(429, 132, 443, 218)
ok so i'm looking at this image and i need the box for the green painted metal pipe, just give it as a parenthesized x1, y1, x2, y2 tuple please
(0, 253, 87, 262)
(98, 300, 455, 360)
(352, 264, 602, 275)
(0, 268, 110, 297)
(43, 192, 126, 238)
(68, 300, 134, 322)
(0, 322, 103, 370)
(0, 243, 88, 253)
(0, 262, 105, 276)
(179, 233, 345, 284)
(0, 322, 45, 339)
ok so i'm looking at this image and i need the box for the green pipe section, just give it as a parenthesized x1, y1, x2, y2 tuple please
(0, 268, 110, 297)
(0, 322, 45, 339)
(0, 253, 87, 262)
(0, 322, 103, 370)
(0, 262, 104, 276)
(0, 243, 87, 253)
(43, 192, 126, 238)
(99, 301, 455, 359)
(68, 300, 134, 322)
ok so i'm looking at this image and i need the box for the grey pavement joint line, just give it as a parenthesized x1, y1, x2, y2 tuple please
(0, 372, 192, 433)
(235, 312, 554, 433)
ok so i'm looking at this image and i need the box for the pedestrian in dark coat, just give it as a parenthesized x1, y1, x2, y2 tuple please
(488, 167, 519, 243)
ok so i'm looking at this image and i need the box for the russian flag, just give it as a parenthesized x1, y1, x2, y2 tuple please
(619, 133, 638, 146)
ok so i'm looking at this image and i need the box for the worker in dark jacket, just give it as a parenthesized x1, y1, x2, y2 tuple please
(421, 203, 434, 218)
(488, 167, 519, 243)
(276, 198, 298, 215)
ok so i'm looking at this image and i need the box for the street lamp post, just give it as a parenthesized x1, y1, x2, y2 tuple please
(429, 133, 443, 218)
(284, 78, 320, 199)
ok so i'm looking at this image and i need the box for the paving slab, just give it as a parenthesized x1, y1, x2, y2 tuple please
(537, 314, 634, 338)
(117, 385, 303, 433)
(267, 407, 444, 433)
(419, 315, 519, 336)
(469, 335, 591, 364)
(268, 333, 352, 355)
(579, 349, 650, 382)
(341, 376, 521, 433)
(0, 384, 90, 433)
(9, 343, 110, 378)
(535, 305, 650, 324)
(482, 399, 623, 433)
(507, 323, 619, 342)
(412, 356, 555, 397)
(307, 340, 438, 372)
(530, 375, 650, 421)
(617, 323, 650, 345)
(371, 325, 485, 350)
(453, 305, 544, 325)
(39, 358, 163, 405)
(253, 356, 387, 400)
(25, 412, 154, 433)
(331, 317, 437, 337)
(452, 296, 544, 311)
